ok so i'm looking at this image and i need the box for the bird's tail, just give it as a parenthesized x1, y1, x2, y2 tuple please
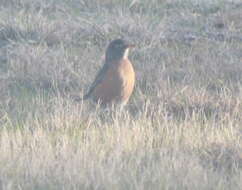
(82, 93, 91, 100)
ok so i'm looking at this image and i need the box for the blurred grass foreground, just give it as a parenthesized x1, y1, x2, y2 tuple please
(0, 0, 242, 189)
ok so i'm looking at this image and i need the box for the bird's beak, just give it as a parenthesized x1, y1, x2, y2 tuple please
(128, 44, 135, 48)
(123, 40, 135, 49)
(124, 43, 135, 49)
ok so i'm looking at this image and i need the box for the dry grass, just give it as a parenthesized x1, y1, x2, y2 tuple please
(0, 0, 242, 189)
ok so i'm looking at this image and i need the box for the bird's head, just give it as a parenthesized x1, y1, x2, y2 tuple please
(105, 39, 134, 62)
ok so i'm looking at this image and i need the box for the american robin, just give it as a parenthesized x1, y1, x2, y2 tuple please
(83, 39, 135, 106)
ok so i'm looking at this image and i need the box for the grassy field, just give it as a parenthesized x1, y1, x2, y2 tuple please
(0, 0, 242, 189)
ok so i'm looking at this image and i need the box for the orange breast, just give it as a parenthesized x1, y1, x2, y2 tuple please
(92, 59, 135, 105)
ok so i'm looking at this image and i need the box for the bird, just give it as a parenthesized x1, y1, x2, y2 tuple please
(83, 39, 135, 106)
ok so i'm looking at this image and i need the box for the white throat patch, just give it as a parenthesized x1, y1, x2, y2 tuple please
(123, 48, 130, 59)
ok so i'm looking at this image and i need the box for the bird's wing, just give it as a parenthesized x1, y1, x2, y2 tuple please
(83, 63, 110, 100)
